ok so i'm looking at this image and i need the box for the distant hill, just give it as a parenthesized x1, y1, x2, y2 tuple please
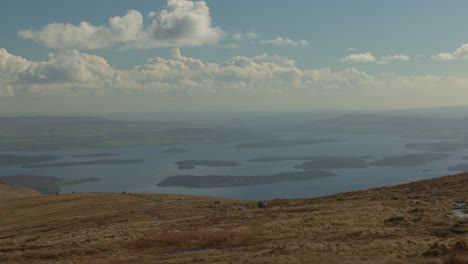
(385, 104, 468, 119)
(0, 182, 41, 200)
(302, 113, 468, 139)
(0, 116, 266, 150)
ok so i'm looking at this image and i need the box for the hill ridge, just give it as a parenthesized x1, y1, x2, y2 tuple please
(0, 174, 466, 263)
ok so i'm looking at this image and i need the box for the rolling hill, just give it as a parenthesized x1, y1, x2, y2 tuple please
(0, 182, 42, 200)
(0, 174, 466, 263)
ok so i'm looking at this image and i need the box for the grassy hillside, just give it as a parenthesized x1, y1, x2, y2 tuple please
(0, 174, 467, 263)
(0, 182, 41, 200)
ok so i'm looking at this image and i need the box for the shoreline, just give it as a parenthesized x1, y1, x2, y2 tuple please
(21, 159, 145, 169)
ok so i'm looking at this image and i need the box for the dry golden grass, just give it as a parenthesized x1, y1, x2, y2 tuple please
(0, 182, 41, 200)
(0, 173, 467, 263)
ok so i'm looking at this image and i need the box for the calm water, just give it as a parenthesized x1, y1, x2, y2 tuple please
(0, 134, 465, 200)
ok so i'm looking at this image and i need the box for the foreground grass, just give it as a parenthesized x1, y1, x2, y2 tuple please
(0, 174, 467, 263)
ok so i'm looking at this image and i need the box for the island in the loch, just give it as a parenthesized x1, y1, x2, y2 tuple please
(72, 152, 116, 158)
(248, 156, 370, 169)
(369, 153, 449, 167)
(21, 159, 144, 169)
(0, 175, 100, 193)
(235, 138, 343, 149)
(157, 170, 335, 188)
(162, 148, 188, 154)
(294, 157, 368, 170)
(175, 160, 240, 170)
(0, 154, 60, 165)
(248, 157, 320, 162)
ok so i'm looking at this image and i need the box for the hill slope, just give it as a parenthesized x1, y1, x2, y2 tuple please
(0, 174, 467, 263)
(0, 182, 41, 200)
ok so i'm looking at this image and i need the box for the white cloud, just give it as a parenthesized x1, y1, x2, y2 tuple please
(378, 54, 411, 64)
(0, 48, 373, 96)
(0, 48, 32, 76)
(260, 37, 309, 47)
(20, 50, 115, 84)
(0, 49, 32, 96)
(433, 43, 468, 60)
(2, 48, 468, 110)
(341, 52, 411, 64)
(229, 34, 308, 49)
(341, 52, 377, 63)
(18, 10, 144, 50)
(18, 0, 223, 50)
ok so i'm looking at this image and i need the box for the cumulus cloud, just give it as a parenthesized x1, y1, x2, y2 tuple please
(0, 48, 32, 76)
(18, 0, 223, 50)
(260, 37, 309, 47)
(341, 52, 377, 63)
(18, 10, 144, 50)
(3, 50, 123, 96)
(433, 43, 468, 60)
(0, 49, 32, 96)
(341, 52, 411, 64)
(20, 50, 115, 84)
(2, 48, 468, 110)
(0, 48, 375, 96)
(377, 54, 411, 64)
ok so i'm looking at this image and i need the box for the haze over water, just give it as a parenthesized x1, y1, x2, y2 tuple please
(1, 131, 465, 200)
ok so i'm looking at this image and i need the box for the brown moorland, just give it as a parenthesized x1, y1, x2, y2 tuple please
(0, 174, 467, 264)
(0, 182, 42, 200)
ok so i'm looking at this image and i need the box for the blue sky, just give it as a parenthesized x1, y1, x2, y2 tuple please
(0, 0, 468, 113)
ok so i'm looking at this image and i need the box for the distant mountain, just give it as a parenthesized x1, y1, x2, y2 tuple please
(301, 114, 468, 139)
(384, 104, 468, 119)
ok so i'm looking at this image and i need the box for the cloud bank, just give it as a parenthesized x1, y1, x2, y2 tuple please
(17, 0, 224, 50)
(2, 47, 468, 111)
(0, 48, 374, 97)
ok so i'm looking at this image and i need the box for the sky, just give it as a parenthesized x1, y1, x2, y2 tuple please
(1, 0, 468, 114)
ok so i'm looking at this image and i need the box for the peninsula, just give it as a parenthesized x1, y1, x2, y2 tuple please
(175, 160, 240, 170)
